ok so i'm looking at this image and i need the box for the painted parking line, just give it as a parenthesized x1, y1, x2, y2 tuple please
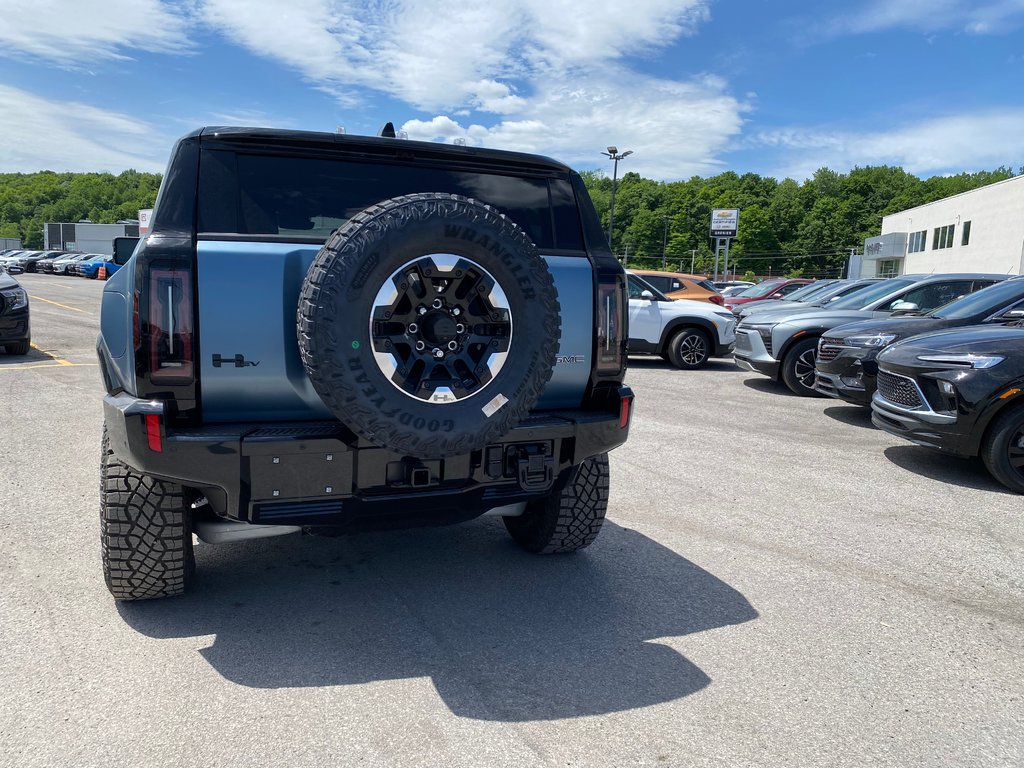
(28, 294, 93, 315)
(0, 344, 98, 371)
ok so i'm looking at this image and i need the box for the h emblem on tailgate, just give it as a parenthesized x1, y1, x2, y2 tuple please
(212, 354, 260, 368)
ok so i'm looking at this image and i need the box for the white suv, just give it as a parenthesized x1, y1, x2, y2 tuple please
(627, 272, 737, 369)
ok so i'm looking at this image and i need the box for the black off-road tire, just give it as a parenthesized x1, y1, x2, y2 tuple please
(503, 453, 610, 553)
(782, 337, 826, 397)
(981, 402, 1024, 494)
(4, 340, 30, 355)
(100, 429, 194, 600)
(666, 327, 711, 370)
(297, 193, 560, 459)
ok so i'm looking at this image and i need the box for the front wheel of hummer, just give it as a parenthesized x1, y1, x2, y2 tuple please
(100, 428, 194, 600)
(503, 453, 609, 553)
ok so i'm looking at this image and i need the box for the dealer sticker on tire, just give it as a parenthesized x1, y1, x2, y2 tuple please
(482, 393, 509, 418)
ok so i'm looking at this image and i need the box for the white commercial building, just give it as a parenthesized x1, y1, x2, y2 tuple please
(858, 174, 1024, 278)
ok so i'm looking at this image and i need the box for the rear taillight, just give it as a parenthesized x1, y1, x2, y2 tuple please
(709, 294, 724, 305)
(596, 273, 627, 375)
(146, 266, 194, 384)
(619, 393, 633, 428)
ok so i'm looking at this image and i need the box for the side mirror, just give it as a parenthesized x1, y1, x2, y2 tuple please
(998, 309, 1024, 320)
(891, 301, 919, 313)
(770, 292, 785, 299)
(640, 290, 655, 300)
(112, 236, 139, 266)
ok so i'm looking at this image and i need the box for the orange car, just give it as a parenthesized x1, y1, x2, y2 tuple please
(629, 270, 725, 305)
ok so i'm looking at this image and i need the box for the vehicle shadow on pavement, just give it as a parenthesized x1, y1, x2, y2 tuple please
(118, 519, 757, 721)
(883, 446, 1013, 494)
(822, 405, 875, 429)
(740, 377, 794, 396)
(0, 345, 49, 364)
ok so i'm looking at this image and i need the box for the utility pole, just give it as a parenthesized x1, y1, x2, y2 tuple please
(661, 216, 671, 270)
(690, 249, 696, 273)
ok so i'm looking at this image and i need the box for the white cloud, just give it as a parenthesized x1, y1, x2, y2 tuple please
(403, 68, 747, 180)
(0, 85, 168, 173)
(197, 1, 714, 111)
(0, 1, 745, 178)
(0, 0, 193, 64)
(192, 0, 737, 178)
(755, 110, 1024, 180)
(813, 0, 1024, 38)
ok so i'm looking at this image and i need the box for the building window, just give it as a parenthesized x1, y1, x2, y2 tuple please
(932, 224, 955, 250)
(878, 259, 901, 278)
(961, 220, 971, 246)
(907, 230, 927, 253)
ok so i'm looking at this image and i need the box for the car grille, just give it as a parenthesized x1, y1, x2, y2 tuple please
(876, 370, 924, 409)
(816, 337, 844, 362)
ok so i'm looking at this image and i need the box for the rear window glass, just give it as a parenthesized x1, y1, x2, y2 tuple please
(198, 151, 583, 251)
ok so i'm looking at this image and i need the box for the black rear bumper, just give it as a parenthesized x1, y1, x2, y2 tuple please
(103, 388, 633, 530)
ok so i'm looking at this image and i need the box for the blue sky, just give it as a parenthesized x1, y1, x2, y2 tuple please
(2, 0, 1023, 181)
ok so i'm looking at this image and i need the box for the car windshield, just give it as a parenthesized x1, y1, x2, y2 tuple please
(829, 278, 917, 309)
(627, 274, 670, 301)
(737, 281, 786, 298)
(781, 282, 834, 302)
(931, 279, 1024, 320)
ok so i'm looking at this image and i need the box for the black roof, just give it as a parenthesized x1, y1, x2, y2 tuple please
(193, 126, 574, 176)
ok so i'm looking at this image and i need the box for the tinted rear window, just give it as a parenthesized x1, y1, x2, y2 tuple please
(198, 151, 583, 251)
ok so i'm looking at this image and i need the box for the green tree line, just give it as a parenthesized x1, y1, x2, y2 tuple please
(582, 165, 1019, 278)
(0, 170, 162, 248)
(0, 165, 1016, 274)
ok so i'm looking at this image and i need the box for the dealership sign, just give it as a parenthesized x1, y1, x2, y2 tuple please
(710, 208, 739, 238)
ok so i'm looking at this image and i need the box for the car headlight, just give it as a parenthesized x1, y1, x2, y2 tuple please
(0, 287, 28, 311)
(917, 354, 1005, 369)
(713, 311, 736, 322)
(844, 333, 898, 348)
(742, 323, 775, 343)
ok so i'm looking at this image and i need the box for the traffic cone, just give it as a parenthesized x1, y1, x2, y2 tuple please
(98, 265, 107, 280)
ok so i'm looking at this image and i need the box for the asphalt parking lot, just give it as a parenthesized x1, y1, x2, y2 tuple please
(2, 273, 1022, 767)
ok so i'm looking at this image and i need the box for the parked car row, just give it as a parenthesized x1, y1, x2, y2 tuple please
(0, 249, 120, 279)
(731, 272, 1024, 494)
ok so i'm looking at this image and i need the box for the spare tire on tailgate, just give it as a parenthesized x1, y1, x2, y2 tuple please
(297, 193, 561, 459)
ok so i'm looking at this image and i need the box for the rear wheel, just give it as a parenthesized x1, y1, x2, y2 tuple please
(503, 454, 609, 553)
(666, 327, 711, 370)
(100, 428, 194, 600)
(981, 403, 1024, 494)
(782, 337, 825, 397)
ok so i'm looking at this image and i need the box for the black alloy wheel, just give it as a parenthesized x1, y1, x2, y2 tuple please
(667, 327, 711, 370)
(782, 337, 826, 397)
(981, 402, 1024, 494)
(368, 254, 512, 404)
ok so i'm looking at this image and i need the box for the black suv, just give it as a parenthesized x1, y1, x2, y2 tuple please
(871, 324, 1024, 494)
(816, 277, 1024, 404)
(97, 127, 633, 600)
(0, 264, 30, 355)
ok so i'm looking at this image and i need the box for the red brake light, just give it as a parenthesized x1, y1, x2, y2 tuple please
(619, 394, 633, 428)
(709, 294, 724, 305)
(145, 414, 163, 452)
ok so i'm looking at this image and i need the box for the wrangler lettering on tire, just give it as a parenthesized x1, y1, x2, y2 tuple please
(298, 193, 561, 459)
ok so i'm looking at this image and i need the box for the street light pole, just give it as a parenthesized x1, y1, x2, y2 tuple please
(601, 146, 633, 258)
